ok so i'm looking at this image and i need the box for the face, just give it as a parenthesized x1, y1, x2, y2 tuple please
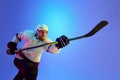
(37, 30, 48, 40)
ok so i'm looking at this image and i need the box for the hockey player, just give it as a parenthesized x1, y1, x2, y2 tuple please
(7, 24, 69, 80)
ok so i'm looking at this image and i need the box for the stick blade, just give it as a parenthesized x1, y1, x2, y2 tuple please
(85, 20, 108, 37)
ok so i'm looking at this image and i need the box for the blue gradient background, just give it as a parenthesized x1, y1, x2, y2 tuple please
(0, 0, 120, 80)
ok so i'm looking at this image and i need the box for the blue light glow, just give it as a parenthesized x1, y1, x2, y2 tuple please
(1, 0, 120, 80)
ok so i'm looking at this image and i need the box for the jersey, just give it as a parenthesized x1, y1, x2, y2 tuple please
(11, 30, 60, 62)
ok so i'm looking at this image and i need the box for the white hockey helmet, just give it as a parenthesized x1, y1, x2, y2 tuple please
(36, 24, 48, 31)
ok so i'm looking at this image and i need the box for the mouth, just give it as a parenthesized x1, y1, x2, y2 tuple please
(40, 36, 46, 41)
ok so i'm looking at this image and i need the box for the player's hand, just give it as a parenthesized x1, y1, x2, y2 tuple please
(55, 35, 69, 49)
(7, 42, 17, 55)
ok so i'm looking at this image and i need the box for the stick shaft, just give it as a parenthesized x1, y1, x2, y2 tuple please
(17, 36, 85, 51)
(19, 42, 58, 51)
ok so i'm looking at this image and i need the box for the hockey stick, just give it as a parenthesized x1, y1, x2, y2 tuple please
(18, 20, 108, 51)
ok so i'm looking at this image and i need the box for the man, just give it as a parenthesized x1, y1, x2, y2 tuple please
(7, 24, 69, 80)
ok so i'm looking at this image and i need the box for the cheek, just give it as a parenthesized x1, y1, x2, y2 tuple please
(44, 34, 47, 36)
(37, 33, 42, 37)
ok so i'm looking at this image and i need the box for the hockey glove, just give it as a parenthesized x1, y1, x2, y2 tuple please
(7, 42, 17, 55)
(55, 35, 69, 49)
